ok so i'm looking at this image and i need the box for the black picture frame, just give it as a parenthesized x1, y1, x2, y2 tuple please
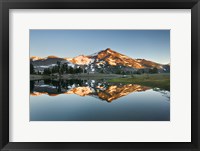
(0, 0, 199, 150)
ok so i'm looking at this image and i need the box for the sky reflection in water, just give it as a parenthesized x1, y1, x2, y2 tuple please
(30, 79, 170, 121)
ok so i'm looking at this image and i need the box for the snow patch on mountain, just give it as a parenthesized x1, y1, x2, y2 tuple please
(65, 55, 91, 65)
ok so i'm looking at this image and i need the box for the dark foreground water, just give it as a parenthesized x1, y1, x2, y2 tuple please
(30, 79, 170, 121)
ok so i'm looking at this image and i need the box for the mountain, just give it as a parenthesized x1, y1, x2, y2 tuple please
(30, 56, 44, 61)
(30, 48, 170, 73)
(65, 55, 91, 65)
(30, 56, 65, 66)
(89, 49, 145, 68)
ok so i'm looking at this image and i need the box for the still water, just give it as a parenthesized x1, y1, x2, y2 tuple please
(30, 79, 170, 121)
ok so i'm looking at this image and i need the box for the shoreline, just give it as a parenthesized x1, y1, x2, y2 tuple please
(30, 73, 170, 91)
(30, 73, 129, 81)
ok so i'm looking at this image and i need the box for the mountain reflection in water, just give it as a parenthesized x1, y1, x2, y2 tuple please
(30, 80, 150, 102)
(30, 79, 169, 102)
(30, 79, 170, 121)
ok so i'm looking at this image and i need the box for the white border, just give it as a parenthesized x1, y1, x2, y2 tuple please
(9, 9, 191, 142)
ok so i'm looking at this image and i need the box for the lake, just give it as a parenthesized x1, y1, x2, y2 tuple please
(30, 79, 170, 121)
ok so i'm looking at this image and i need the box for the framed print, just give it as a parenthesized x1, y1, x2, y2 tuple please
(0, 0, 200, 151)
(29, 29, 170, 121)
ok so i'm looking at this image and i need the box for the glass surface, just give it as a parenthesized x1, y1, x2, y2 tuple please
(29, 30, 170, 121)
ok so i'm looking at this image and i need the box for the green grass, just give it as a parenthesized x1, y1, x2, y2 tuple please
(107, 73, 170, 91)
(30, 74, 52, 80)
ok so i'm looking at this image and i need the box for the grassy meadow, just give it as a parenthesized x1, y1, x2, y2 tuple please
(107, 73, 170, 91)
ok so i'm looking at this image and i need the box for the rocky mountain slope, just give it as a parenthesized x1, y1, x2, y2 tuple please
(30, 48, 170, 73)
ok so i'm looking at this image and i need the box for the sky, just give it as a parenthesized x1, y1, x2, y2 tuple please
(30, 30, 170, 64)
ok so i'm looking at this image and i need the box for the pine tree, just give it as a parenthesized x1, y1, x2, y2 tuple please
(30, 63, 35, 74)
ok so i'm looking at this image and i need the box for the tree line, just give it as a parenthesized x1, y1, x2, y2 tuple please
(30, 61, 84, 75)
(43, 64, 83, 75)
(30, 61, 159, 75)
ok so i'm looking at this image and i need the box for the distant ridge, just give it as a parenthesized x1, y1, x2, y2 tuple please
(30, 48, 170, 73)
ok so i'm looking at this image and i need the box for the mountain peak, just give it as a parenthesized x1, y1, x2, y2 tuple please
(30, 55, 60, 60)
(103, 48, 116, 53)
(93, 48, 146, 68)
(47, 55, 60, 59)
(65, 55, 91, 65)
(30, 56, 44, 61)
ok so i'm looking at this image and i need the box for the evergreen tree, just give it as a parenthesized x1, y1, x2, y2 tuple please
(69, 67, 74, 74)
(100, 70, 104, 74)
(57, 61, 61, 77)
(149, 67, 158, 74)
(61, 63, 69, 74)
(43, 68, 51, 75)
(30, 63, 35, 74)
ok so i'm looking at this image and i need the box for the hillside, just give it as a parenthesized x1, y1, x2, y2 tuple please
(30, 48, 170, 74)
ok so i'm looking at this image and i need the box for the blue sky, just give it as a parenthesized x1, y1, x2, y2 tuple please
(30, 30, 170, 64)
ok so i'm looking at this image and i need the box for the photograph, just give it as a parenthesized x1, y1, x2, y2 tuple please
(30, 30, 170, 121)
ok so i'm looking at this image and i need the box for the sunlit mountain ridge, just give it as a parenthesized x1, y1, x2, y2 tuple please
(65, 55, 91, 65)
(30, 48, 170, 74)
